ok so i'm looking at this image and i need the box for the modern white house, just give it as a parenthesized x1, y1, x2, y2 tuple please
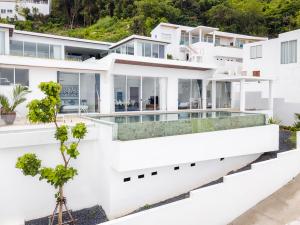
(0, 0, 51, 20)
(0, 22, 296, 225)
(243, 29, 300, 125)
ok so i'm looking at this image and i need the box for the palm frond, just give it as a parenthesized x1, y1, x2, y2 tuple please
(0, 94, 11, 112)
(11, 85, 31, 111)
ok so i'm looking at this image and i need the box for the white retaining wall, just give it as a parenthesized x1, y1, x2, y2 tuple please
(0, 122, 279, 224)
(101, 132, 300, 225)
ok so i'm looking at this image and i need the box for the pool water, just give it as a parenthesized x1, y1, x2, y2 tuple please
(92, 111, 249, 124)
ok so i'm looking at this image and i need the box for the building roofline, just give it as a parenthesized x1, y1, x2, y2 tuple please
(109, 35, 170, 49)
(103, 53, 215, 71)
(211, 31, 268, 41)
(12, 29, 113, 46)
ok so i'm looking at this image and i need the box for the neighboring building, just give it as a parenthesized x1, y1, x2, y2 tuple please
(151, 23, 267, 76)
(243, 29, 300, 125)
(0, 0, 51, 20)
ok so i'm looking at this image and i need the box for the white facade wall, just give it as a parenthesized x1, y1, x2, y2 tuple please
(113, 125, 279, 171)
(0, 121, 279, 224)
(243, 30, 300, 125)
(102, 145, 300, 225)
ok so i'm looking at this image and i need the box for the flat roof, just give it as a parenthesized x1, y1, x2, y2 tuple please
(105, 53, 215, 71)
(14, 30, 112, 46)
(209, 75, 274, 82)
(109, 35, 170, 49)
(211, 31, 268, 41)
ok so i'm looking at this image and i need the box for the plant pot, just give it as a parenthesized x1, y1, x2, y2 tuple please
(1, 112, 16, 125)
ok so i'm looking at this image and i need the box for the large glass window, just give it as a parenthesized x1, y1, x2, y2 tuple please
(10, 40, 62, 59)
(216, 82, 231, 108)
(15, 69, 29, 86)
(281, 40, 297, 64)
(144, 43, 151, 57)
(0, 31, 5, 55)
(10, 40, 23, 56)
(80, 73, 100, 113)
(114, 75, 126, 112)
(180, 31, 189, 45)
(178, 79, 202, 110)
(136, 41, 165, 59)
(159, 45, 165, 59)
(24, 42, 37, 57)
(178, 79, 191, 109)
(114, 75, 166, 112)
(37, 43, 49, 58)
(250, 45, 262, 59)
(152, 44, 159, 58)
(0, 67, 29, 86)
(50, 45, 62, 59)
(191, 80, 202, 109)
(0, 68, 14, 86)
(58, 72, 100, 114)
(142, 77, 155, 110)
(127, 76, 141, 111)
(126, 42, 134, 55)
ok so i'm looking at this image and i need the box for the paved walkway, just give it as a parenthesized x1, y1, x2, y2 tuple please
(230, 174, 300, 225)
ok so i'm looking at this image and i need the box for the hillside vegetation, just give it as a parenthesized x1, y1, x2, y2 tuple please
(1, 0, 300, 42)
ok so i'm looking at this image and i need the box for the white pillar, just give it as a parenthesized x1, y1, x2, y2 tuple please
(100, 71, 113, 114)
(188, 32, 192, 45)
(199, 29, 202, 42)
(239, 79, 245, 112)
(297, 132, 300, 149)
(133, 39, 138, 56)
(212, 80, 216, 109)
(213, 31, 216, 45)
(167, 77, 178, 111)
(61, 45, 65, 60)
(202, 80, 207, 110)
(268, 80, 274, 111)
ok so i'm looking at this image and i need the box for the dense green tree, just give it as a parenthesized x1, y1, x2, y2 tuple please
(2, 0, 300, 41)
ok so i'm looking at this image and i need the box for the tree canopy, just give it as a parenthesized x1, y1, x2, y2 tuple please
(1, 0, 300, 41)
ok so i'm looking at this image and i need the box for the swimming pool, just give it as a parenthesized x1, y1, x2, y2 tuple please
(88, 111, 266, 141)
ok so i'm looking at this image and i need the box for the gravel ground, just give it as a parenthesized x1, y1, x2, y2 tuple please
(279, 130, 295, 152)
(25, 205, 108, 225)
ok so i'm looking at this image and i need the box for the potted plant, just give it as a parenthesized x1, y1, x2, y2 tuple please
(0, 85, 31, 125)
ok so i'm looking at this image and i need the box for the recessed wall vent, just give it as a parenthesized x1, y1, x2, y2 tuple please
(124, 177, 131, 182)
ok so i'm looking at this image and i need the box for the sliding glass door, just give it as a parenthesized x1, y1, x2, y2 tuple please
(114, 75, 166, 112)
(58, 72, 80, 113)
(216, 81, 231, 108)
(58, 72, 100, 114)
(178, 79, 202, 110)
(80, 73, 100, 113)
(127, 76, 141, 111)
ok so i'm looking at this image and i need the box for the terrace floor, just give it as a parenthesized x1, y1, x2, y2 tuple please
(230, 174, 300, 225)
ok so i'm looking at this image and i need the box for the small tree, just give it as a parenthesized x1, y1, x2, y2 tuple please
(16, 81, 87, 225)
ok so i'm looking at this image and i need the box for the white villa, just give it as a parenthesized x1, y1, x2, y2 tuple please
(0, 0, 51, 20)
(0, 22, 299, 225)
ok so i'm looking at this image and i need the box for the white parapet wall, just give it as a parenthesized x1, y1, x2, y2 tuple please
(100, 132, 300, 225)
(113, 124, 279, 171)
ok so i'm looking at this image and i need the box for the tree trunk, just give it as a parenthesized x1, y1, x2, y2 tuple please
(58, 186, 64, 225)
